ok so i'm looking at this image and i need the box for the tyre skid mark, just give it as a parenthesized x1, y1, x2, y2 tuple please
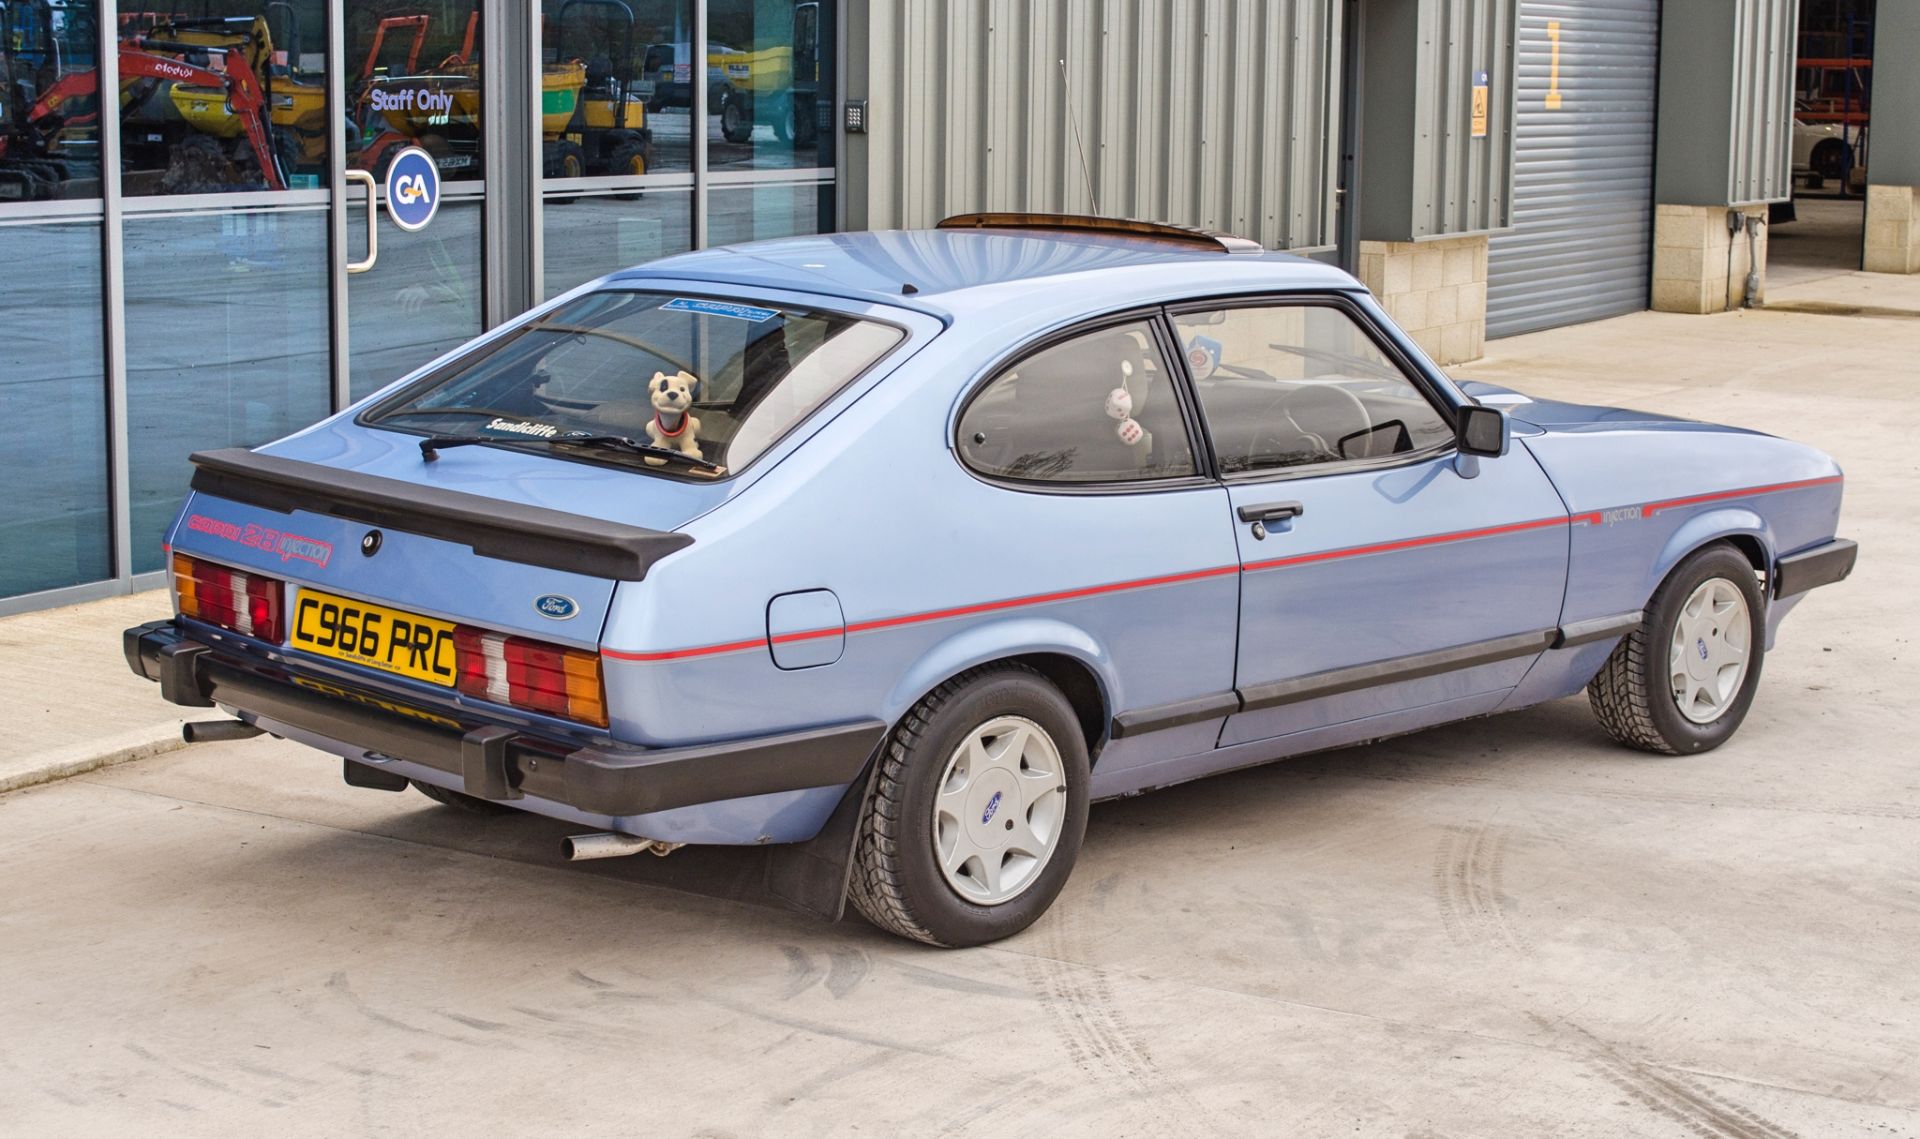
(1532, 1014, 1804, 1139)
(1433, 823, 1531, 955)
(1025, 908, 1228, 1134)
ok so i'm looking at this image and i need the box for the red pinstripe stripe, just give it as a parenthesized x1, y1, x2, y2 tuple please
(600, 475, 1840, 663)
(600, 563, 1241, 662)
(1639, 475, 1843, 518)
(1241, 514, 1575, 574)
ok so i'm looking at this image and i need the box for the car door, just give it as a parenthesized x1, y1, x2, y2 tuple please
(1169, 297, 1571, 748)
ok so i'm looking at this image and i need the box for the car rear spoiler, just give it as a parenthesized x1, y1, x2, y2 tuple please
(188, 448, 693, 581)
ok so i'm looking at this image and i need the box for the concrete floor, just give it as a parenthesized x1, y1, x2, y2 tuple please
(4, 273, 1918, 1138)
(1769, 194, 1866, 289)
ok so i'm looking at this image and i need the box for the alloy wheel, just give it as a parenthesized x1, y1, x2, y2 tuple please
(931, 715, 1068, 905)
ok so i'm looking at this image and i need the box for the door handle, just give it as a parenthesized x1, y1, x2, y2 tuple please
(346, 169, 378, 274)
(1237, 501, 1305, 524)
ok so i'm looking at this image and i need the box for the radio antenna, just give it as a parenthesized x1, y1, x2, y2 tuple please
(1059, 58, 1100, 216)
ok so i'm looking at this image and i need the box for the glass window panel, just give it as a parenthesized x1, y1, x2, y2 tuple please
(544, 188, 693, 298)
(347, 2, 482, 185)
(957, 321, 1197, 485)
(1173, 305, 1455, 475)
(366, 288, 902, 475)
(540, 0, 692, 297)
(0, 0, 103, 201)
(0, 219, 109, 597)
(125, 206, 329, 572)
(541, 0, 682, 178)
(707, 179, 828, 247)
(707, 0, 830, 173)
(118, 2, 330, 197)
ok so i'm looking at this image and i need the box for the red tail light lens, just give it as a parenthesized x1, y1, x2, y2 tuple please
(173, 553, 284, 642)
(453, 627, 606, 728)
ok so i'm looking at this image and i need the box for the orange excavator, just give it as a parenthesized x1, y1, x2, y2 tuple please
(1, 32, 283, 197)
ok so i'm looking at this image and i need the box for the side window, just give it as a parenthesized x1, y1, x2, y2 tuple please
(957, 321, 1197, 484)
(1173, 304, 1455, 475)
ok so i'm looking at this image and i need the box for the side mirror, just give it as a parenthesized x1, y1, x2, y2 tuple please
(1456, 405, 1509, 458)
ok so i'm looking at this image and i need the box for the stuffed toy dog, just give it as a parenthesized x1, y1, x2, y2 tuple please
(644, 370, 703, 464)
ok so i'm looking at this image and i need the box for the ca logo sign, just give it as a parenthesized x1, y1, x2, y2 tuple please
(383, 146, 440, 233)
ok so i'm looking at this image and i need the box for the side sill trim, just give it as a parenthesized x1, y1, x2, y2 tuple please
(1110, 691, 1243, 739)
(1109, 628, 1562, 738)
(188, 447, 694, 581)
(1553, 611, 1643, 648)
(1775, 538, 1858, 599)
(1237, 629, 1557, 713)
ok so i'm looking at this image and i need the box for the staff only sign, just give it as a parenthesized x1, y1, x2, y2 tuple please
(384, 146, 440, 233)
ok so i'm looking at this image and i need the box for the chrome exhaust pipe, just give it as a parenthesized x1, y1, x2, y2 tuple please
(182, 719, 265, 744)
(561, 832, 685, 861)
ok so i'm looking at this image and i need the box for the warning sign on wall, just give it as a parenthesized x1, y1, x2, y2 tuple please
(1472, 70, 1490, 137)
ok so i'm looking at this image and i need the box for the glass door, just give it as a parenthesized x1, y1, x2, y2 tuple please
(337, 0, 485, 402)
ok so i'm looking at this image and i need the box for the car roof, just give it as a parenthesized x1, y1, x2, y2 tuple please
(611, 228, 1363, 320)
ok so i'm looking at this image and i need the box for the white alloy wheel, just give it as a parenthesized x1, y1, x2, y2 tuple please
(1669, 576, 1753, 724)
(931, 715, 1068, 905)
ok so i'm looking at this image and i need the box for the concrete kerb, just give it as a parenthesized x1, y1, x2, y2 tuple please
(0, 722, 197, 796)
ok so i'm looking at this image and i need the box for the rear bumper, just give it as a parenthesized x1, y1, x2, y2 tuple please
(1775, 538, 1858, 599)
(124, 620, 884, 821)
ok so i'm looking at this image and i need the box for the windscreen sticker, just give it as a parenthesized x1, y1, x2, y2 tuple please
(484, 418, 559, 438)
(662, 297, 779, 323)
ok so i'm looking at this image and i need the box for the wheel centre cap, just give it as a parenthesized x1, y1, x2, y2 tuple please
(1686, 634, 1713, 680)
(964, 769, 1020, 851)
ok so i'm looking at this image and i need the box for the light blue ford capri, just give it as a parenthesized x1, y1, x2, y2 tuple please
(127, 215, 1857, 946)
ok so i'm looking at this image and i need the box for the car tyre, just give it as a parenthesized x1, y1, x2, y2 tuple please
(411, 779, 516, 815)
(1589, 542, 1766, 755)
(848, 665, 1090, 948)
(1811, 139, 1851, 184)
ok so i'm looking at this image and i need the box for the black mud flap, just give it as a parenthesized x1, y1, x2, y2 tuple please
(761, 749, 885, 922)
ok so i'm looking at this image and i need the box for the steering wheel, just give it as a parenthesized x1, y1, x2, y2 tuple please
(1246, 383, 1372, 469)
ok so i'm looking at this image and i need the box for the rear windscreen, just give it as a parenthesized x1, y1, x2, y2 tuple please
(363, 290, 905, 476)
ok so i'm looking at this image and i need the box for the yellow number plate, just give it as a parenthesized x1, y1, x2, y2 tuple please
(289, 587, 459, 687)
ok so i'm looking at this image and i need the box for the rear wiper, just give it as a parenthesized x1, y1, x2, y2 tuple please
(547, 434, 726, 475)
(414, 431, 724, 474)
(418, 435, 494, 461)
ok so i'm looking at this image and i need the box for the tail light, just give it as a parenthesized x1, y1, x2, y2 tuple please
(453, 627, 607, 728)
(173, 552, 285, 642)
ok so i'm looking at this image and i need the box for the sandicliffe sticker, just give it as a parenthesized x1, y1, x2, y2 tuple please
(662, 297, 779, 323)
(534, 594, 579, 620)
(485, 417, 559, 437)
(384, 146, 440, 233)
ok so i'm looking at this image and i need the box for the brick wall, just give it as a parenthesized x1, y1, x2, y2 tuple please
(1356, 236, 1489, 366)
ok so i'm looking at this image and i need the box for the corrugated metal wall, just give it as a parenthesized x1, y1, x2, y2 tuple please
(1485, 0, 1659, 338)
(1407, 0, 1519, 238)
(1728, 0, 1796, 205)
(850, 0, 1341, 250)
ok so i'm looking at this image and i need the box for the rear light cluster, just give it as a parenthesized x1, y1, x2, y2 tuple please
(173, 553, 285, 642)
(453, 628, 608, 728)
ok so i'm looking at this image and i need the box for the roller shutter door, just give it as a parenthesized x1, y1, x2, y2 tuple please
(1487, 0, 1660, 338)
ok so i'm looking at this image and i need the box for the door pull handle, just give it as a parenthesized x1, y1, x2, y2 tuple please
(346, 169, 378, 274)
(1237, 501, 1305, 524)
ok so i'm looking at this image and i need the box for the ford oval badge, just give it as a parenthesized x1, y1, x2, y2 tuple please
(981, 791, 1003, 825)
(534, 594, 578, 620)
